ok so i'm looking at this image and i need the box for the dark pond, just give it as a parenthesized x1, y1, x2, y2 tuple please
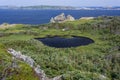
(35, 36, 94, 48)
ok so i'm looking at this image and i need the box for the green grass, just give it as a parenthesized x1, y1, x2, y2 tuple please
(0, 30, 112, 78)
(0, 44, 39, 80)
(62, 71, 110, 80)
(0, 16, 120, 80)
(0, 34, 33, 42)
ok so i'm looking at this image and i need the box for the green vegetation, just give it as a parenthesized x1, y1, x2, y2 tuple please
(0, 16, 120, 80)
(0, 44, 39, 80)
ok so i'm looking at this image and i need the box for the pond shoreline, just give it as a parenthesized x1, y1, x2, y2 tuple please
(35, 36, 94, 48)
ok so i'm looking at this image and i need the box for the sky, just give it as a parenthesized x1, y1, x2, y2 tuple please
(0, 0, 120, 7)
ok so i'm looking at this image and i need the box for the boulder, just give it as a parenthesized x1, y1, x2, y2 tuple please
(66, 15, 75, 21)
(50, 13, 75, 23)
(54, 13, 66, 22)
(0, 23, 16, 29)
(50, 17, 55, 23)
(7, 48, 63, 80)
(80, 17, 94, 20)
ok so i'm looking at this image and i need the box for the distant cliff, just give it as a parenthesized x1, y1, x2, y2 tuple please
(50, 13, 75, 23)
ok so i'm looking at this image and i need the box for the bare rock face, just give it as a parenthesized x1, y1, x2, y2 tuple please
(52, 75, 62, 80)
(0, 23, 16, 29)
(7, 48, 62, 80)
(50, 13, 75, 23)
(50, 17, 55, 23)
(54, 13, 66, 22)
(80, 17, 94, 20)
(7, 49, 35, 67)
(66, 15, 75, 21)
(7, 48, 47, 80)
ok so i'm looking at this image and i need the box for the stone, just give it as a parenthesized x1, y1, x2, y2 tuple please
(12, 57, 18, 68)
(53, 75, 62, 80)
(50, 13, 75, 23)
(66, 15, 75, 21)
(50, 17, 55, 23)
(34, 65, 46, 80)
(34, 65, 41, 74)
(8, 48, 64, 80)
(8, 48, 35, 67)
(99, 75, 107, 80)
(7, 48, 47, 80)
(54, 13, 66, 22)
(80, 17, 94, 20)
(0, 23, 16, 29)
(25, 56, 35, 67)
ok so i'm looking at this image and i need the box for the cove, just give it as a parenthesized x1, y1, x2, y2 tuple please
(35, 36, 94, 48)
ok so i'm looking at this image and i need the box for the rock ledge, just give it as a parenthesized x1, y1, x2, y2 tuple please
(50, 13, 75, 23)
(7, 48, 62, 80)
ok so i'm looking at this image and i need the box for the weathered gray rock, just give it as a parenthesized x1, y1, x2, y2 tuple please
(34, 65, 46, 80)
(0, 23, 16, 29)
(80, 17, 94, 20)
(99, 75, 107, 80)
(66, 15, 75, 21)
(50, 13, 75, 23)
(8, 49, 35, 67)
(50, 17, 55, 23)
(53, 75, 62, 80)
(7, 48, 47, 80)
(54, 13, 66, 22)
(11, 57, 18, 68)
(7, 48, 62, 80)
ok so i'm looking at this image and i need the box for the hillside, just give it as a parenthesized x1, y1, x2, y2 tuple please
(0, 16, 120, 80)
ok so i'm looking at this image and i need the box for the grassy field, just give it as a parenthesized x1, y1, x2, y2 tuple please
(0, 16, 120, 80)
(0, 44, 39, 80)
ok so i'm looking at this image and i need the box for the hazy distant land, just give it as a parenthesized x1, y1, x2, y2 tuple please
(0, 5, 120, 10)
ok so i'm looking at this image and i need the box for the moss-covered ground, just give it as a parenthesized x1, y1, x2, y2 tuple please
(0, 44, 39, 80)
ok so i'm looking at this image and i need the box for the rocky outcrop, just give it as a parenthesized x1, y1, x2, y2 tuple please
(50, 13, 75, 23)
(80, 17, 94, 20)
(50, 17, 56, 23)
(8, 49, 35, 67)
(66, 15, 75, 21)
(7, 48, 62, 80)
(52, 75, 62, 80)
(54, 13, 66, 22)
(8, 48, 47, 80)
(0, 23, 16, 29)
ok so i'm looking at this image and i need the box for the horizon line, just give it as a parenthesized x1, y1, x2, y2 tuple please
(0, 5, 120, 7)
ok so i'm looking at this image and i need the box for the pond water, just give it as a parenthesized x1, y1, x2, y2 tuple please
(35, 36, 94, 48)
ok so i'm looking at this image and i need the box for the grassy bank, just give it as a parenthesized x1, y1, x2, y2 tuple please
(0, 16, 120, 80)
(0, 44, 39, 80)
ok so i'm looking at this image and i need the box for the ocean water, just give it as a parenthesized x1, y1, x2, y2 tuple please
(0, 9, 120, 24)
